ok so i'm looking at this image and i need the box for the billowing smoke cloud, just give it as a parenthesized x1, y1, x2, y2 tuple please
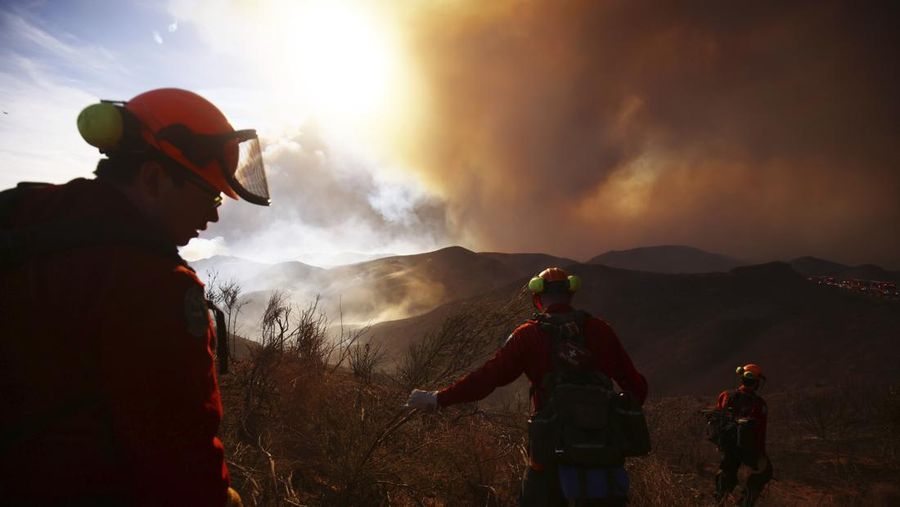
(398, 1, 900, 267)
(195, 124, 456, 265)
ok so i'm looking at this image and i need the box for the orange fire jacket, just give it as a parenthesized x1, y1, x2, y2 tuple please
(436, 306, 648, 411)
(0, 178, 229, 506)
(716, 385, 768, 456)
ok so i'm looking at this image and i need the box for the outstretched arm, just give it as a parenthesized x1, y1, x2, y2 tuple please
(435, 327, 529, 408)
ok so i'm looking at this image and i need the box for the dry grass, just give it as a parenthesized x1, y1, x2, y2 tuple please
(218, 291, 532, 506)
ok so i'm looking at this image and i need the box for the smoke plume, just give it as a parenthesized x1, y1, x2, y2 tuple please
(397, 1, 900, 267)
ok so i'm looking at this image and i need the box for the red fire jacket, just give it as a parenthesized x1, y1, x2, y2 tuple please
(0, 179, 229, 506)
(716, 385, 768, 456)
(436, 306, 648, 412)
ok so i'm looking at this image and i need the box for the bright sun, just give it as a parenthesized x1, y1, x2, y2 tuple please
(260, 1, 402, 128)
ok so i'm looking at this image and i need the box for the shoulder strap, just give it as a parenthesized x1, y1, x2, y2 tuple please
(538, 311, 592, 391)
(725, 389, 744, 411)
(208, 301, 229, 375)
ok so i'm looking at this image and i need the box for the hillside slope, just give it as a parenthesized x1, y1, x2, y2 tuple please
(370, 262, 900, 396)
(790, 256, 900, 282)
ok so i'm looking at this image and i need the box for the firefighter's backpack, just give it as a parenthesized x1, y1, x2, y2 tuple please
(706, 390, 760, 459)
(527, 311, 650, 467)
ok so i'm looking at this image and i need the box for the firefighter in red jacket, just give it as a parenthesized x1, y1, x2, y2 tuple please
(713, 363, 773, 506)
(406, 267, 648, 506)
(0, 89, 269, 506)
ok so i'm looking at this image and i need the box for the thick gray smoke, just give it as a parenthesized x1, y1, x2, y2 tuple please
(195, 124, 456, 265)
(398, 1, 900, 267)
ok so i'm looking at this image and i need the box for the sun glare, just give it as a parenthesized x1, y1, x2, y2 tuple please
(260, 1, 402, 129)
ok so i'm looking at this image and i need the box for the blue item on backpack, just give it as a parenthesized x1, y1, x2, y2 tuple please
(557, 465, 629, 499)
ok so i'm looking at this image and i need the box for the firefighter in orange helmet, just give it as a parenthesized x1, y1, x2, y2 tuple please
(0, 89, 269, 505)
(712, 363, 773, 506)
(406, 267, 648, 506)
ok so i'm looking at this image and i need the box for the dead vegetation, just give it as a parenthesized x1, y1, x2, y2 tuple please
(210, 281, 900, 506)
(211, 285, 532, 506)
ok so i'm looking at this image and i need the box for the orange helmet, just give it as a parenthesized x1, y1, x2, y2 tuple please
(77, 88, 270, 205)
(528, 267, 581, 312)
(528, 267, 581, 294)
(735, 363, 763, 380)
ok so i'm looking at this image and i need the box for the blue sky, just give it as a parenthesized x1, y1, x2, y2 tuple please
(1, 1, 234, 185)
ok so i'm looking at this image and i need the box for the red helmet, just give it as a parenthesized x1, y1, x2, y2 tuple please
(78, 88, 270, 205)
(735, 363, 764, 380)
(735, 363, 766, 390)
(528, 267, 581, 294)
(528, 267, 581, 312)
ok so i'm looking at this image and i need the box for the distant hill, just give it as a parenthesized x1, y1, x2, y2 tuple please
(190, 256, 326, 293)
(190, 255, 271, 283)
(369, 261, 900, 396)
(789, 256, 900, 283)
(588, 245, 745, 273)
(320, 246, 521, 322)
(478, 252, 579, 278)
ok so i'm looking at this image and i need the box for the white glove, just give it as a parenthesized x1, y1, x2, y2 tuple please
(405, 389, 438, 411)
(226, 487, 243, 507)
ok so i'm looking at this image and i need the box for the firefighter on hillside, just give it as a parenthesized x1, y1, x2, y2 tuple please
(406, 267, 649, 506)
(0, 89, 270, 506)
(712, 363, 773, 506)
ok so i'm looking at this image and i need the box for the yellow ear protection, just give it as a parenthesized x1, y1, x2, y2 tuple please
(735, 365, 766, 389)
(735, 366, 759, 380)
(528, 275, 581, 294)
(77, 100, 145, 154)
(77, 100, 217, 196)
(77, 102, 122, 150)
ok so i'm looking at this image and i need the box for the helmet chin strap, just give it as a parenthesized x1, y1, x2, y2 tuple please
(532, 293, 544, 311)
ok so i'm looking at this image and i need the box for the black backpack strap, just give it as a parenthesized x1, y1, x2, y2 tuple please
(208, 300, 229, 374)
(724, 389, 745, 417)
(528, 314, 561, 400)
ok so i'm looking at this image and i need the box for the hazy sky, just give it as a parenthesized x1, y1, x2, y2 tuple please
(2, 1, 898, 268)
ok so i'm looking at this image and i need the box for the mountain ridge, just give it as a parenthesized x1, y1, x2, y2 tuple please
(587, 245, 745, 273)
